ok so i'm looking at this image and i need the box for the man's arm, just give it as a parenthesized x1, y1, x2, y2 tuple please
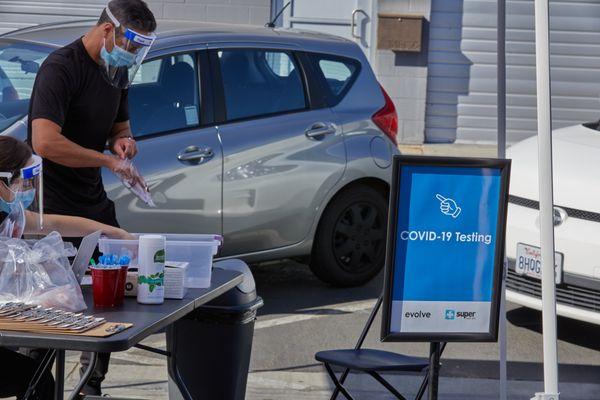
(32, 118, 121, 170)
(108, 120, 138, 159)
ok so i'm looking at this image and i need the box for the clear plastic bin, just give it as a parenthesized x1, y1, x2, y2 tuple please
(98, 234, 222, 288)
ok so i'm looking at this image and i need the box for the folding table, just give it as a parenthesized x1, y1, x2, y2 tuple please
(0, 268, 243, 400)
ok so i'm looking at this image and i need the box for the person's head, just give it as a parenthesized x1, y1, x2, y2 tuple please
(0, 136, 32, 203)
(87, 0, 157, 88)
(97, 0, 157, 54)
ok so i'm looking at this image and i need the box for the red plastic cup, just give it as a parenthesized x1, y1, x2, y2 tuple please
(115, 266, 128, 306)
(91, 267, 122, 308)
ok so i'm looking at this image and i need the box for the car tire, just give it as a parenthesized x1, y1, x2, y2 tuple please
(310, 184, 388, 287)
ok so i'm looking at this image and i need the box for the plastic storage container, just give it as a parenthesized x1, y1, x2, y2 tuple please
(98, 234, 222, 288)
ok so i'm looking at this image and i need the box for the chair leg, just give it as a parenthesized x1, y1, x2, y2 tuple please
(414, 370, 429, 400)
(367, 371, 408, 400)
(330, 369, 350, 400)
(330, 386, 340, 400)
(23, 350, 56, 400)
(324, 363, 356, 400)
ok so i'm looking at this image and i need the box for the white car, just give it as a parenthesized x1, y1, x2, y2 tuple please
(506, 122, 600, 325)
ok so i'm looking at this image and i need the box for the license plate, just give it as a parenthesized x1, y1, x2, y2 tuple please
(516, 243, 563, 284)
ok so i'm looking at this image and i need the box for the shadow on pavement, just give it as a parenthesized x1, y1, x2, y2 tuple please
(440, 359, 600, 383)
(507, 306, 600, 352)
(251, 260, 383, 317)
(328, 359, 600, 383)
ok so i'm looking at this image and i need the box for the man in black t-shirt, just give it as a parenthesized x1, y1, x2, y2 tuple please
(28, 0, 156, 396)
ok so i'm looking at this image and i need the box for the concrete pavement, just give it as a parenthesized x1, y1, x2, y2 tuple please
(56, 336, 600, 399)
(398, 143, 497, 157)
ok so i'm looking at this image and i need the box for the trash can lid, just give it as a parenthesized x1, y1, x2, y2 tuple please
(213, 259, 256, 294)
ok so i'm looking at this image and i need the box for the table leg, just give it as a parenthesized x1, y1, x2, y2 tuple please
(54, 350, 65, 400)
(67, 352, 97, 400)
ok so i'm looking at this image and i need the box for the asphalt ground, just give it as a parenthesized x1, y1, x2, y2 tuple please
(47, 259, 598, 399)
(250, 260, 600, 384)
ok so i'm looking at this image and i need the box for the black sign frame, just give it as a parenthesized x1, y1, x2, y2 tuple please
(381, 155, 511, 342)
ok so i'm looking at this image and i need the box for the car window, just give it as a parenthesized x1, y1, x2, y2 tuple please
(128, 53, 200, 137)
(265, 51, 296, 77)
(311, 54, 360, 106)
(132, 58, 161, 84)
(217, 49, 307, 121)
(0, 41, 51, 133)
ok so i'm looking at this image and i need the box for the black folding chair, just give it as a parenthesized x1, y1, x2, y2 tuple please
(315, 296, 445, 400)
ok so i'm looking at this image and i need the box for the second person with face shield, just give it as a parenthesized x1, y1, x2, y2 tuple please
(28, 0, 157, 396)
(0, 136, 134, 399)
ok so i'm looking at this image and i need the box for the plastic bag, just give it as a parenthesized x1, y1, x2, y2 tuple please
(0, 232, 87, 312)
(114, 159, 156, 207)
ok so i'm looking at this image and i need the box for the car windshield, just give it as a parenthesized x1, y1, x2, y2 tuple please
(0, 40, 53, 133)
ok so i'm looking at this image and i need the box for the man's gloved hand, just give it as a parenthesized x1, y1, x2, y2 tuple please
(110, 135, 138, 159)
(107, 155, 136, 183)
(106, 156, 155, 207)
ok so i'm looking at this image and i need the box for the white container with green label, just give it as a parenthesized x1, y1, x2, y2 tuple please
(137, 234, 166, 304)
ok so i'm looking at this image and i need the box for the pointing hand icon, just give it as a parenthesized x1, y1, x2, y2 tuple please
(436, 194, 461, 218)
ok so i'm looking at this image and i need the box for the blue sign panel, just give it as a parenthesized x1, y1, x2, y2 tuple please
(382, 156, 510, 342)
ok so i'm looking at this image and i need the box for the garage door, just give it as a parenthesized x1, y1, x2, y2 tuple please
(281, 0, 377, 64)
(426, 0, 600, 143)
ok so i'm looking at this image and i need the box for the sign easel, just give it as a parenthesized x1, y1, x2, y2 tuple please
(381, 156, 511, 399)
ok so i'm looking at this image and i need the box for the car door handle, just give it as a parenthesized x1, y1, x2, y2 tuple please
(305, 123, 336, 139)
(177, 146, 214, 165)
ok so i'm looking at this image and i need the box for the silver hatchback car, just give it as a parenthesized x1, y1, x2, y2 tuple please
(0, 20, 399, 286)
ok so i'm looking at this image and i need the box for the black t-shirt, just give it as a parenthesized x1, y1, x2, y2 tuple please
(27, 38, 128, 221)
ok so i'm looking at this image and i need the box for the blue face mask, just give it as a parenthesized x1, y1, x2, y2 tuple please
(101, 40, 136, 68)
(0, 189, 35, 214)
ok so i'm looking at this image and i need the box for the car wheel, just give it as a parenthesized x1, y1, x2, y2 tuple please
(310, 184, 388, 286)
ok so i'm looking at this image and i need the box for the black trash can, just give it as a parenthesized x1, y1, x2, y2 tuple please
(167, 260, 263, 400)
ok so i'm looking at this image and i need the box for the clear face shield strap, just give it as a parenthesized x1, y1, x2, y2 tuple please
(105, 4, 121, 28)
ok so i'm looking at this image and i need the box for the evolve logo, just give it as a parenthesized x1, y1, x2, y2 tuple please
(445, 309, 476, 320)
(404, 310, 431, 319)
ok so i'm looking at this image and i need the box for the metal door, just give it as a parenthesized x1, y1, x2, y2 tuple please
(104, 50, 223, 235)
(281, 0, 377, 64)
(218, 110, 345, 256)
(105, 128, 223, 235)
(212, 46, 347, 256)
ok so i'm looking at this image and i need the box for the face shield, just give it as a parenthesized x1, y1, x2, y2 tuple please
(99, 5, 156, 89)
(0, 155, 43, 238)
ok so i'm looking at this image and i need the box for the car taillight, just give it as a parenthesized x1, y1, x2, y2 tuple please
(372, 84, 398, 146)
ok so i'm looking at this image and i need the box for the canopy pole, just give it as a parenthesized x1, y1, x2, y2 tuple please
(496, 1, 507, 399)
(532, 0, 559, 398)
(497, 0, 506, 159)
